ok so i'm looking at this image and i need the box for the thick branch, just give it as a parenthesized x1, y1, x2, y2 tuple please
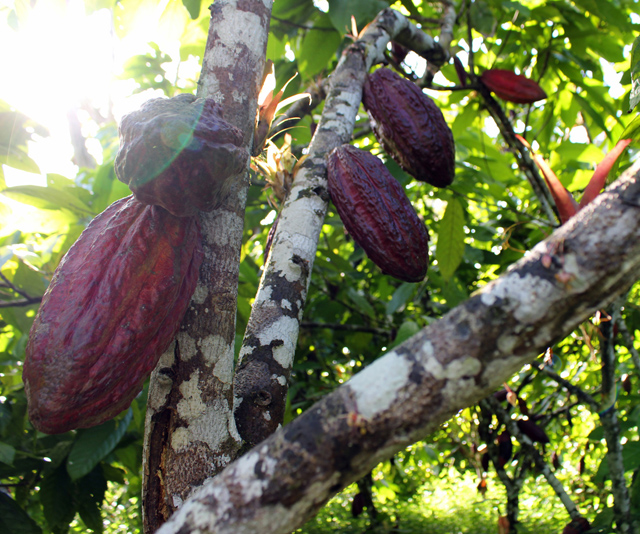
(234, 7, 439, 448)
(159, 162, 640, 534)
(142, 1, 272, 531)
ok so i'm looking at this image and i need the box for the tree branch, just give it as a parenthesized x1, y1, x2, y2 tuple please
(158, 161, 640, 534)
(234, 7, 442, 449)
(142, 1, 272, 530)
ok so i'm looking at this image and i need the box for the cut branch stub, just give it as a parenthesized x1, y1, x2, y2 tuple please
(327, 144, 430, 282)
(362, 67, 455, 187)
(23, 195, 203, 434)
(115, 93, 249, 217)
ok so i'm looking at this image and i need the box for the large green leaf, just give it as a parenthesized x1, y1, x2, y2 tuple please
(0, 493, 42, 534)
(296, 15, 341, 78)
(0, 441, 15, 465)
(386, 283, 417, 315)
(436, 198, 466, 281)
(76, 467, 107, 534)
(327, 0, 387, 34)
(40, 464, 76, 532)
(66, 409, 133, 480)
(182, 0, 201, 19)
(1, 185, 94, 216)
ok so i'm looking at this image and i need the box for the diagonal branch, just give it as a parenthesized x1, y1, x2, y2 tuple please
(159, 160, 640, 534)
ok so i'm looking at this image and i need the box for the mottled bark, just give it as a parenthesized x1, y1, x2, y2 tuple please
(234, 6, 449, 450)
(158, 162, 640, 534)
(142, 1, 272, 531)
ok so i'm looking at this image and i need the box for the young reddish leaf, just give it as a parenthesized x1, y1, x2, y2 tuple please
(579, 139, 632, 209)
(516, 134, 578, 224)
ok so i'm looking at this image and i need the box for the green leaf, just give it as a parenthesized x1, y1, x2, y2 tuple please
(469, 0, 496, 37)
(40, 464, 76, 531)
(436, 198, 466, 281)
(1, 185, 94, 216)
(346, 287, 376, 319)
(0, 492, 42, 534)
(386, 283, 417, 315)
(0, 441, 15, 465)
(296, 16, 341, 78)
(76, 466, 107, 533)
(629, 35, 640, 112)
(67, 409, 132, 480)
(390, 320, 420, 349)
(620, 113, 640, 141)
(182, 0, 201, 19)
(327, 0, 387, 34)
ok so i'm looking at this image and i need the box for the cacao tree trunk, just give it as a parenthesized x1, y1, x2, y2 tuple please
(155, 162, 640, 534)
(142, 1, 272, 531)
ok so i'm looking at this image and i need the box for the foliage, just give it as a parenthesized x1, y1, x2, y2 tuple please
(1, 0, 640, 532)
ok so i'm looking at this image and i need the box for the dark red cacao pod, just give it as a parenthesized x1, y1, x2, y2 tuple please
(23, 195, 203, 434)
(115, 93, 248, 217)
(497, 431, 513, 466)
(479, 69, 547, 104)
(562, 517, 590, 534)
(362, 67, 455, 188)
(517, 419, 550, 444)
(327, 145, 429, 283)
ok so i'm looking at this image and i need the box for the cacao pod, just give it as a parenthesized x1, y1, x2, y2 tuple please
(23, 195, 203, 434)
(115, 93, 248, 217)
(517, 419, 550, 444)
(479, 69, 547, 104)
(327, 145, 430, 283)
(362, 67, 455, 188)
(497, 431, 512, 466)
(562, 517, 590, 534)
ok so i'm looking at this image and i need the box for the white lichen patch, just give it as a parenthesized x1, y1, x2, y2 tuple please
(177, 332, 197, 361)
(177, 371, 207, 420)
(171, 399, 231, 452)
(281, 299, 292, 310)
(191, 282, 209, 305)
(480, 272, 557, 324)
(497, 334, 519, 354)
(263, 411, 271, 421)
(348, 351, 411, 419)
(256, 316, 299, 367)
(200, 334, 233, 374)
(201, 210, 244, 247)
(271, 374, 287, 386)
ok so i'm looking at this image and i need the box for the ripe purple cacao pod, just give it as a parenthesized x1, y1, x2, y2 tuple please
(23, 195, 203, 434)
(327, 145, 429, 283)
(479, 69, 547, 104)
(115, 93, 248, 217)
(517, 419, 550, 444)
(362, 67, 455, 187)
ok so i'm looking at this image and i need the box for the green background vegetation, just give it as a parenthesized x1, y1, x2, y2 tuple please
(1, 0, 640, 532)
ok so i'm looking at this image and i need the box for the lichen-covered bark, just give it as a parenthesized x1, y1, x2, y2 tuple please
(234, 6, 448, 449)
(142, 1, 272, 531)
(157, 162, 640, 534)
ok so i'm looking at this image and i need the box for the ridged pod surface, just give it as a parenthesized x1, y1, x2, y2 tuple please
(362, 67, 455, 188)
(479, 69, 547, 104)
(327, 145, 429, 283)
(115, 93, 248, 217)
(23, 195, 203, 434)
